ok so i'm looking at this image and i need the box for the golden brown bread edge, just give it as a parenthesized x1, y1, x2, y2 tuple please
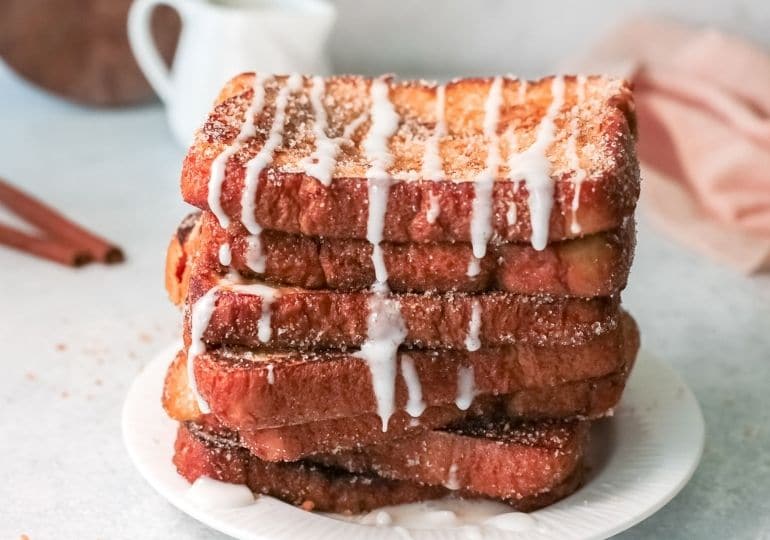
(171, 210, 635, 297)
(313, 417, 589, 503)
(184, 268, 622, 351)
(175, 419, 586, 513)
(174, 312, 638, 432)
(165, 347, 632, 461)
(172, 213, 627, 350)
(182, 74, 639, 244)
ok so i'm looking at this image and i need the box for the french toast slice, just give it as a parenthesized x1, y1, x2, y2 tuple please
(174, 422, 445, 513)
(165, 348, 632, 461)
(182, 74, 638, 245)
(176, 219, 624, 351)
(174, 420, 586, 513)
(184, 267, 622, 351)
(168, 211, 635, 300)
(315, 417, 589, 502)
(177, 312, 638, 432)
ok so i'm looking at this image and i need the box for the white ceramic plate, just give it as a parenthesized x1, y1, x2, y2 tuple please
(123, 344, 704, 540)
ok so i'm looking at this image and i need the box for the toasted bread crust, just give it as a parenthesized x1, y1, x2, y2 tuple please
(175, 421, 585, 512)
(185, 270, 621, 351)
(174, 423, 445, 513)
(182, 74, 638, 244)
(165, 213, 202, 305)
(177, 218, 625, 351)
(317, 419, 588, 501)
(165, 346, 630, 461)
(184, 313, 637, 431)
(170, 211, 634, 298)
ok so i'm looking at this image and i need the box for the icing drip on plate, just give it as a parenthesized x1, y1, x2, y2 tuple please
(508, 76, 565, 250)
(568, 75, 588, 234)
(207, 74, 270, 229)
(422, 84, 446, 181)
(186, 477, 255, 509)
(467, 76, 503, 277)
(240, 74, 303, 272)
(355, 76, 408, 431)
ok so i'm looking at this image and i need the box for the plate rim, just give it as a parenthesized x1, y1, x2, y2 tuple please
(122, 344, 704, 540)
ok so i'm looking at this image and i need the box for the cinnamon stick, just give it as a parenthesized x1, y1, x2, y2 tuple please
(0, 178, 124, 263)
(0, 223, 92, 267)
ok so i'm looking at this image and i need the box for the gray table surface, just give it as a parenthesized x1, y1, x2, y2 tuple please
(0, 65, 768, 540)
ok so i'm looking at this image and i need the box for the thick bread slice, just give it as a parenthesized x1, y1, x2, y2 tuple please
(315, 418, 589, 502)
(174, 422, 445, 513)
(182, 74, 638, 244)
(182, 313, 638, 431)
(175, 421, 585, 513)
(169, 211, 635, 299)
(184, 266, 622, 351)
(165, 349, 631, 461)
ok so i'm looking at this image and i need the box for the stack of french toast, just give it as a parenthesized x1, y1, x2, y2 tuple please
(162, 73, 641, 513)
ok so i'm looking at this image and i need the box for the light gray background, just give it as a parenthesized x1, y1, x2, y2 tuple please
(328, 0, 770, 77)
(1, 1, 770, 537)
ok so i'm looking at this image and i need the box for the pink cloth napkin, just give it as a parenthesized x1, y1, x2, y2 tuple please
(566, 18, 770, 273)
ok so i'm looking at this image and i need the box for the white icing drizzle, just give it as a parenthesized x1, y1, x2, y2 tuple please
(188, 287, 221, 413)
(302, 76, 336, 185)
(505, 200, 517, 226)
(228, 282, 280, 343)
(354, 499, 537, 531)
(568, 75, 588, 234)
(363, 77, 400, 286)
(354, 77, 407, 432)
(241, 74, 303, 270)
(464, 299, 482, 351)
(207, 74, 270, 229)
(245, 234, 266, 274)
(302, 78, 370, 186)
(508, 76, 566, 250)
(301, 77, 369, 186)
(467, 76, 504, 277)
(517, 79, 528, 102)
(466, 257, 481, 278)
(484, 512, 538, 532)
(400, 354, 426, 417)
(426, 192, 441, 224)
(266, 363, 275, 384)
(218, 243, 231, 266)
(445, 463, 460, 490)
(354, 294, 407, 431)
(455, 365, 476, 410)
(422, 84, 446, 180)
(360, 510, 394, 526)
(187, 477, 255, 509)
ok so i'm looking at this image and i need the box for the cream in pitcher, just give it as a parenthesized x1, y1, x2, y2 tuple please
(128, 0, 336, 146)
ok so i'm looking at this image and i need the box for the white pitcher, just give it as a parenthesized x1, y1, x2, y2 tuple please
(128, 0, 336, 146)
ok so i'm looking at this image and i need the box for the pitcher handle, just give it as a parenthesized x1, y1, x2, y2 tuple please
(128, 0, 186, 103)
